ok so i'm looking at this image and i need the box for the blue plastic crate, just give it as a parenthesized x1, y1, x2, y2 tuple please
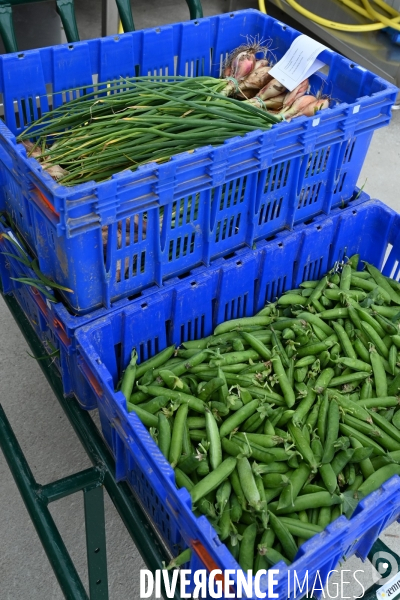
(74, 197, 400, 599)
(0, 10, 397, 314)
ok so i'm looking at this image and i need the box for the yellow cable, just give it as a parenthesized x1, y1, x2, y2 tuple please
(258, 0, 267, 13)
(362, 0, 400, 31)
(284, 0, 400, 32)
(118, 20, 124, 34)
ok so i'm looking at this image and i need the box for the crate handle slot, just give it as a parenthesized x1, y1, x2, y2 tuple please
(78, 356, 104, 398)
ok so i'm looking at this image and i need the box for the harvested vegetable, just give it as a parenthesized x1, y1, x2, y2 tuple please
(117, 255, 400, 574)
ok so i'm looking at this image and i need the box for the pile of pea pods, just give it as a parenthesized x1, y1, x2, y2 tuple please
(120, 254, 400, 572)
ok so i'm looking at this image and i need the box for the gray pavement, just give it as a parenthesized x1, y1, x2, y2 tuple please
(0, 2, 400, 599)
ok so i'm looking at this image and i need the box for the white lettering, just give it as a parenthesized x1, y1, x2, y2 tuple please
(180, 570, 192, 598)
(192, 569, 207, 599)
(162, 569, 179, 599)
(353, 569, 365, 599)
(311, 571, 325, 598)
(340, 570, 351, 599)
(325, 570, 339, 598)
(268, 569, 280, 598)
(209, 570, 223, 599)
(140, 570, 154, 598)
(254, 569, 267, 598)
(224, 570, 236, 598)
(155, 570, 162, 598)
(293, 570, 309, 595)
(237, 570, 253, 598)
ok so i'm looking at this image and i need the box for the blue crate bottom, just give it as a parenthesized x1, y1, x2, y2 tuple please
(75, 197, 400, 599)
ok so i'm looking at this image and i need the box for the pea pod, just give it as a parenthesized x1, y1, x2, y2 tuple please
(214, 316, 273, 335)
(340, 424, 386, 457)
(288, 423, 318, 472)
(240, 331, 272, 361)
(370, 346, 388, 397)
(126, 403, 159, 428)
(237, 457, 262, 511)
(135, 345, 175, 379)
(358, 464, 400, 497)
(190, 457, 237, 504)
(273, 492, 343, 515)
(219, 399, 259, 439)
(158, 413, 171, 460)
(319, 463, 337, 494)
(321, 399, 339, 464)
(268, 511, 298, 561)
(271, 354, 295, 408)
(138, 385, 206, 414)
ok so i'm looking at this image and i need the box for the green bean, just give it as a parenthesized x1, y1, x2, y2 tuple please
(190, 457, 237, 504)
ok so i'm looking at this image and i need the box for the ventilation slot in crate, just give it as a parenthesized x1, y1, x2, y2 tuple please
(215, 213, 241, 243)
(138, 337, 159, 363)
(223, 294, 248, 321)
(180, 316, 206, 343)
(298, 182, 322, 209)
(305, 147, 330, 178)
(258, 197, 283, 225)
(264, 162, 290, 194)
(303, 257, 323, 281)
(263, 276, 287, 304)
(343, 138, 356, 164)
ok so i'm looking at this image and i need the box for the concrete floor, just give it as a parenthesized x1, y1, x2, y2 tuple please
(0, 2, 399, 599)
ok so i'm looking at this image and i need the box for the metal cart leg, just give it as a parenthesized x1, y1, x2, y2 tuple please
(84, 486, 109, 600)
(0, 292, 179, 600)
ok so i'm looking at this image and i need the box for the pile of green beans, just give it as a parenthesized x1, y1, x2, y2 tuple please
(118, 255, 400, 572)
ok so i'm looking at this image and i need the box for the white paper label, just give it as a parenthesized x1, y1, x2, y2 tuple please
(376, 569, 400, 599)
(269, 34, 329, 91)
